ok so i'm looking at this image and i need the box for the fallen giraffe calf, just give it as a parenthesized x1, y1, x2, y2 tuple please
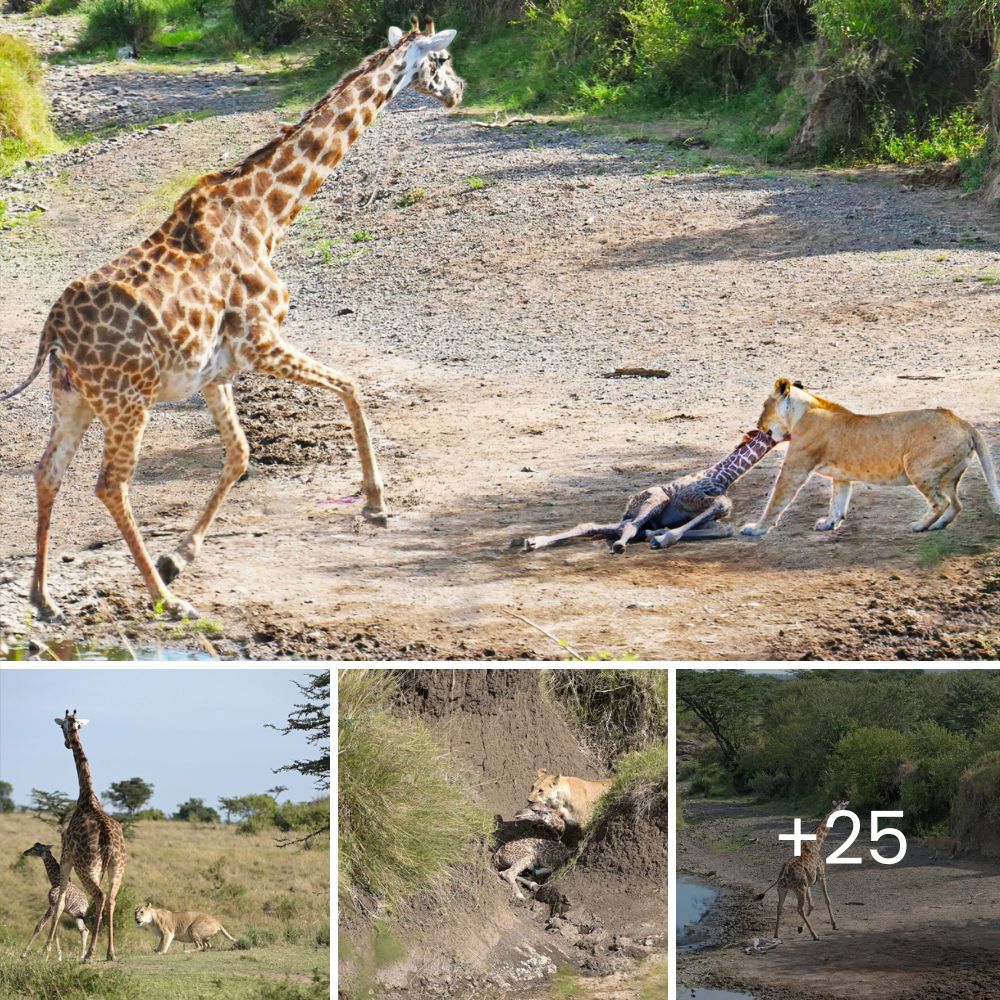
(492, 806, 568, 900)
(523, 429, 774, 553)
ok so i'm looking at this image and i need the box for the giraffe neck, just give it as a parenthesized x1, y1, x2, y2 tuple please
(213, 38, 416, 253)
(811, 805, 841, 851)
(40, 848, 61, 887)
(68, 731, 99, 809)
(707, 431, 774, 489)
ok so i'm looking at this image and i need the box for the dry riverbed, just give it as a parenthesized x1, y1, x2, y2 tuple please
(679, 797, 1000, 1000)
(2, 14, 1000, 659)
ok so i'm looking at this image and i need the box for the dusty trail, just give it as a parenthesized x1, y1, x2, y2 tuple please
(678, 796, 1000, 1000)
(2, 17, 999, 659)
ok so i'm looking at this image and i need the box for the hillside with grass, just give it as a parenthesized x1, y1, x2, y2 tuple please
(338, 668, 667, 999)
(0, 811, 329, 1000)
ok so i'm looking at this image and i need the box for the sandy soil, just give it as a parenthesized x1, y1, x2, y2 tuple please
(2, 16, 1000, 659)
(678, 796, 1000, 1000)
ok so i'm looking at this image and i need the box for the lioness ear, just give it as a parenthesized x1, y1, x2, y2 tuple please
(792, 380, 804, 389)
(535, 768, 547, 777)
(774, 377, 792, 398)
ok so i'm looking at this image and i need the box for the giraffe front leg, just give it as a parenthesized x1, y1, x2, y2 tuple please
(31, 371, 96, 622)
(247, 335, 387, 525)
(157, 383, 250, 585)
(649, 497, 731, 549)
(94, 404, 198, 620)
(22, 907, 54, 957)
(819, 872, 837, 930)
(523, 521, 623, 551)
(741, 454, 813, 537)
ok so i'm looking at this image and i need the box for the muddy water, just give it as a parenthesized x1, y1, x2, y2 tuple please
(677, 875, 717, 947)
(2, 638, 212, 661)
(680, 990, 756, 1000)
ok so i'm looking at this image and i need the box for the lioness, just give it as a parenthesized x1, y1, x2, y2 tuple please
(741, 378, 1000, 536)
(923, 836, 961, 861)
(527, 769, 612, 827)
(135, 904, 236, 953)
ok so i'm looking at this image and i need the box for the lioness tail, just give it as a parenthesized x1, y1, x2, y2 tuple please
(971, 427, 1000, 511)
(219, 925, 236, 942)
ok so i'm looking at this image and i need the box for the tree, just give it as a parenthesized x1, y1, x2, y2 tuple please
(267, 670, 330, 845)
(218, 796, 242, 824)
(0, 780, 15, 813)
(105, 777, 154, 815)
(268, 671, 330, 789)
(678, 671, 764, 775)
(30, 788, 74, 828)
(173, 798, 220, 823)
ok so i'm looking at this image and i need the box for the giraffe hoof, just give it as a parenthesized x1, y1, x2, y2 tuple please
(520, 537, 535, 552)
(31, 589, 65, 622)
(164, 598, 200, 621)
(610, 541, 626, 555)
(362, 506, 388, 528)
(156, 554, 183, 585)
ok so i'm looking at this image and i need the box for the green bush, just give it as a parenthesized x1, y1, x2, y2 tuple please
(81, 0, 162, 50)
(0, 954, 140, 999)
(232, 0, 303, 47)
(338, 669, 493, 915)
(828, 727, 915, 809)
(0, 34, 61, 174)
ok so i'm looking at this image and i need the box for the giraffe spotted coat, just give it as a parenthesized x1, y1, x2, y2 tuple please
(493, 807, 568, 900)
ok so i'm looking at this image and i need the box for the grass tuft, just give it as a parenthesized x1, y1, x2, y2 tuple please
(0, 34, 63, 176)
(338, 669, 493, 916)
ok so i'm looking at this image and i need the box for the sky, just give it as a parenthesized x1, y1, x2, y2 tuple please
(0, 668, 329, 814)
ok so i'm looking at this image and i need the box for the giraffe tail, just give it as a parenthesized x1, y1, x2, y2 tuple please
(754, 878, 780, 901)
(0, 323, 57, 403)
(971, 426, 1000, 511)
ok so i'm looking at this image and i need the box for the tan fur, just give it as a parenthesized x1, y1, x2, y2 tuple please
(527, 769, 612, 826)
(741, 378, 1000, 537)
(923, 836, 960, 860)
(135, 904, 235, 954)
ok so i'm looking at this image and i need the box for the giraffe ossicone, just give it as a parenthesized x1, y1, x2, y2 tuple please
(3, 20, 463, 622)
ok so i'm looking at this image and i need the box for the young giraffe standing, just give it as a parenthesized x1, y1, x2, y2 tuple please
(45, 711, 127, 962)
(21, 842, 90, 961)
(1, 20, 464, 622)
(754, 799, 849, 941)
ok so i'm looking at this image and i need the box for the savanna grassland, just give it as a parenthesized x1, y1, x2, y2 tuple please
(0, 812, 330, 1000)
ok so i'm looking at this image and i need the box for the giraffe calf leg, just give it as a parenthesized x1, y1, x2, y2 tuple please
(523, 522, 623, 551)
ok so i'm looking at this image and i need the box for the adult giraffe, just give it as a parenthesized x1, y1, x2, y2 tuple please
(2, 19, 464, 621)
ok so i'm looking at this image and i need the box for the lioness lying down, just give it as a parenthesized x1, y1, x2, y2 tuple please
(741, 378, 1000, 536)
(135, 904, 236, 953)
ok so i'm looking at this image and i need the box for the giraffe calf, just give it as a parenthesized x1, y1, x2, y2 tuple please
(493, 807, 568, 900)
(135, 904, 236, 953)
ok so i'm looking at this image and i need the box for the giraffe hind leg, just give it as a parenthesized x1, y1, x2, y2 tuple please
(796, 888, 819, 940)
(94, 403, 198, 620)
(30, 368, 95, 622)
(523, 522, 623, 551)
(774, 885, 786, 938)
(156, 383, 250, 584)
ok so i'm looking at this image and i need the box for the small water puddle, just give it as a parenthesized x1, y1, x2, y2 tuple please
(2, 638, 212, 661)
(680, 990, 757, 1000)
(677, 875, 718, 948)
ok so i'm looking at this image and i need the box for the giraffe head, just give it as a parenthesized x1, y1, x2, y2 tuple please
(54, 709, 89, 749)
(387, 18, 465, 108)
(23, 842, 55, 858)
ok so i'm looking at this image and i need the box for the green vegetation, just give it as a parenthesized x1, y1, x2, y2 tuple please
(337, 669, 493, 915)
(0, 810, 329, 999)
(82, 0, 162, 51)
(0, 34, 62, 176)
(588, 743, 667, 834)
(681, 669, 1000, 834)
(546, 668, 667, 764)
(395, 188, 426, 208)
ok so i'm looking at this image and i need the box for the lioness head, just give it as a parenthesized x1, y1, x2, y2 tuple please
(527, 769, 561, 807)
(135, 904, 155, 927)
(755, 377, 806, 443)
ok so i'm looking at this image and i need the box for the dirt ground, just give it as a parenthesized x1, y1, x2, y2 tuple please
(2, 15, 1000, 659)
(679, 796, 1000, 1000)
(339, 669, 666, 998)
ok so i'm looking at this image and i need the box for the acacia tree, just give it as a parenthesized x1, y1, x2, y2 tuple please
(30, 788, 74, 828)
(267, 670, 330, 845)
(0, 780, 14, 813)
(105, 777, 154, 815)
